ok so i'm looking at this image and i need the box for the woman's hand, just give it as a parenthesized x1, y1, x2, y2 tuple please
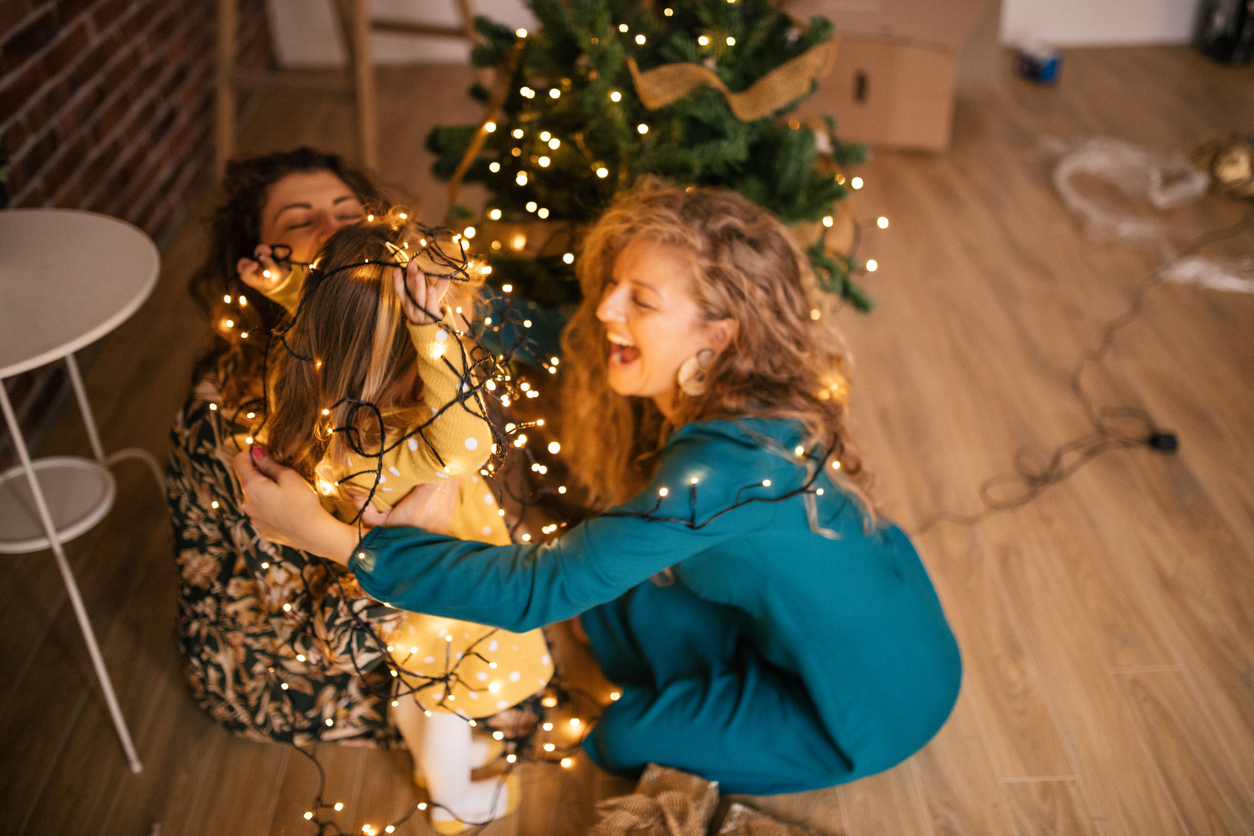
(393, 257, 450, 326)
(358, 479, 460, 533)
(233, 448, 358, 565)
(237, 244, 290, 295)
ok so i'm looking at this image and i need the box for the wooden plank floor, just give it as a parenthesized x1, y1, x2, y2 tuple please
(2, 47, 1252, 835)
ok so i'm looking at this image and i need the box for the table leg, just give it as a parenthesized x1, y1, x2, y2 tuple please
(65, 353, 105, 464)
(0, 383, 143, 774)
(66, 353, 167, 491)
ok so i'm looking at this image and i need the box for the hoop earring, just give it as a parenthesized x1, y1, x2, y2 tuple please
(677, 348, 716, 397)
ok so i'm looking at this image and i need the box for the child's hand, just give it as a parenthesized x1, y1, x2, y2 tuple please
(394, 258, 450, 326)
(237, 244, 290, 295)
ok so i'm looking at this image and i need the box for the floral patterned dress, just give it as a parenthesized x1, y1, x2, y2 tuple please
(166, 364, 403, 746)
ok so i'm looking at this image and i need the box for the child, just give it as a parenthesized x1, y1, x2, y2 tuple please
(242, 212, 551, 832)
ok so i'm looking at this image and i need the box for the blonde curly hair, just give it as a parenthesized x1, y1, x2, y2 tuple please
(559, 179, 873, 512)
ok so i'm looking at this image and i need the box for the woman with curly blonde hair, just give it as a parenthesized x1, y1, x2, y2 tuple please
(236, 180, 962, 794)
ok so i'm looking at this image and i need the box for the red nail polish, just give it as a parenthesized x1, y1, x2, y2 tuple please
(251, 446, 264, 462)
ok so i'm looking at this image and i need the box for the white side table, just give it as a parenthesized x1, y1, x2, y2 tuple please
(0, 208, 164, 774)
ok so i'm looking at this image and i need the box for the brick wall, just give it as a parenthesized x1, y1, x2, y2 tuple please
(0, 0, 272, 467)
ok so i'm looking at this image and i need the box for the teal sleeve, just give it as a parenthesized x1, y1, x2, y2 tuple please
(348, 430, 789, 631)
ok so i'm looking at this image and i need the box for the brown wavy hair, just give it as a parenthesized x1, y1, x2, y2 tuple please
(189, 148, 385, 405)
(263, 211, 483, 499)
(559, 179, 873, 513)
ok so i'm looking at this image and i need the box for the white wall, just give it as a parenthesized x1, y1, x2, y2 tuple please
(267, 0, 537, 67)
(999, 0, 1202, 46)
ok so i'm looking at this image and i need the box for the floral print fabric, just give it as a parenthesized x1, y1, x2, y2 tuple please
(166, 366, 403, 747)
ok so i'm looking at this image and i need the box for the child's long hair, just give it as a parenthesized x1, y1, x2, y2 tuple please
(264, 212, 482, 496)
(560, 179, 874, 513)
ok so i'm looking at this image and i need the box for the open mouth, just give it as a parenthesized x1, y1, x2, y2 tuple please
(608, 332, 640, 365)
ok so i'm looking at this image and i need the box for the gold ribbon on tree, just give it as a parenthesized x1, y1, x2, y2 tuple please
(627, 38, 839, 122)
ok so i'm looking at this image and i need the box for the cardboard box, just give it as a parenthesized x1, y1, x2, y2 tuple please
(786, 0, 996, 152)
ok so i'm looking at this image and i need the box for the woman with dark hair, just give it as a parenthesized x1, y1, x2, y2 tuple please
(234, 180, 963, 794)
(168, 148, 404, 746)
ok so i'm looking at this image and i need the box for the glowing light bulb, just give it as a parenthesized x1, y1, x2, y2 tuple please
(609, 90, 622, 102)
(520, 86, 535, 98)
(296, 654, 306, 661)
(506, 754, 517, 763)
(334, 802, 344, 811)
(762, 479, 772, 487)
(544, 743, 556, 752)
(548, 441, 561, 454)
(817, 488, 825, 495)
(665, 6, 673, 14)
(502, 283, 513, 293)
(851, 176, 864, 189)
(512, 128, 524, 139)
(563, 252, 574, 264)
(516, 172, 528, 186)
(239, 295, 247, 305)
(570, 717, 581, 727)
(543, 696, 558, 707)
(526, 201, 538, 212)
(464, 226, 476, 238)
(485, 120, 497, 132)
(690, 477, 699, 485)
(549, 138, 560, 149)
(637, 124, 648, 135)
(209, 403, 217, 410)
(810, 309, 821, 320)
(558, 486, 567, 494)
(304, 812, 313, 820)
(596, 166, 609, 178)
(516, 27, 527, 37)
(832, 460, 842, 469)
(224, 319, 234, 328)
(561, 757, 574, 767)
(489, 162, 500, 173)
(211, 500, 219, 508)
(538, 155, 551, 168)
(822, 215, 834, 227)
(399, 213, 407, 220)
(727, 36, 735, 45)
(618, 23, 628, 32)
(877, 216, 889, 228)
(489, 208, 502, 220)
(224, 294, 231, 303)
(635, 33, 646, 44)
(866, 259, 878, 272)
(610, 691, 621, 700)
(698, 35, 709, 46)
(550, 88, 561, 99)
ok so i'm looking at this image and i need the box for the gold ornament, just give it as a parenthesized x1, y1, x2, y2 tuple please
(1193, 134, 1254, 200)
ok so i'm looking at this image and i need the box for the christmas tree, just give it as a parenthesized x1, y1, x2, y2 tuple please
(426, 0, 871, 310)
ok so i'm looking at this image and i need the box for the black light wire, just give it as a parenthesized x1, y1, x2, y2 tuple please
(916, 207, 1254, 534)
